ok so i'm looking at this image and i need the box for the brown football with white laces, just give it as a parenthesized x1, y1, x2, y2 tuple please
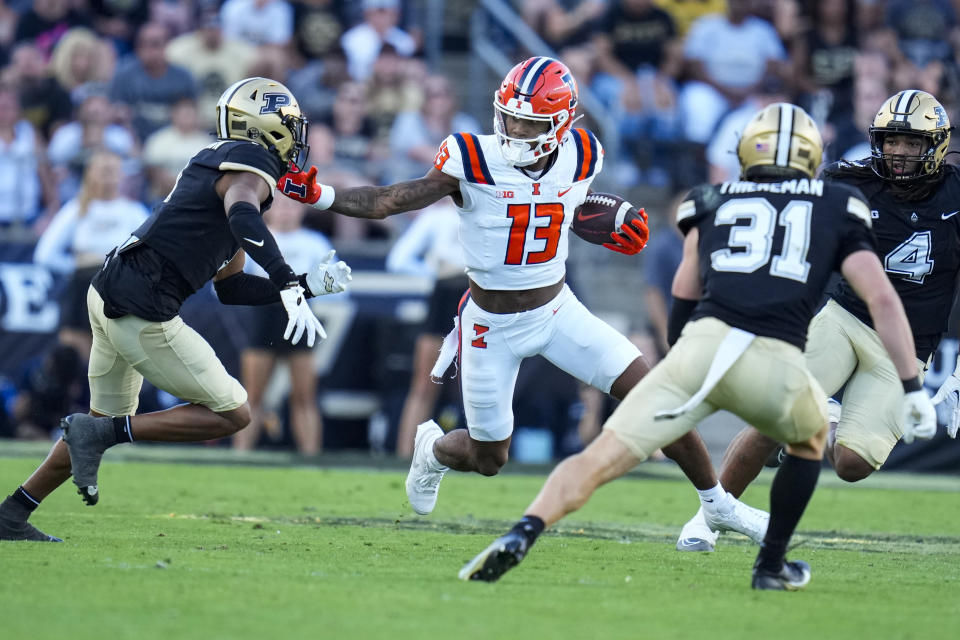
(571, 192, 645, 245)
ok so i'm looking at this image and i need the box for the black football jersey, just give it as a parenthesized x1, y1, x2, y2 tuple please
(824, 161, 960, 360)
(678, 178, 876, 349)
(92, 140, 283, 321)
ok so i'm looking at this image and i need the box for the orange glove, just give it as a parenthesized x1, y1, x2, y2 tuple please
(602, 208, 649, 255)
(277, 166, 335, 209)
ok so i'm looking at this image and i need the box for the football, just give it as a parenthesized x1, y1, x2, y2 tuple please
(571, 192, 645, 245)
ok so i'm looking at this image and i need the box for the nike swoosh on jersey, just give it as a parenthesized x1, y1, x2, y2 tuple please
(244, 237, 265, 247)
(942, 210, 960, 219)
(558, 186, 573, 197)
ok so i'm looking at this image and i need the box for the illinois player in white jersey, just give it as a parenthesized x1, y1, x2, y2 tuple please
(276, 57, 765, 533)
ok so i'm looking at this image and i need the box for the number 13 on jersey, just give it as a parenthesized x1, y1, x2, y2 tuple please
(504, 203, 564, 265)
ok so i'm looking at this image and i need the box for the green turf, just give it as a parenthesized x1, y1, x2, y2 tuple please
(1, 451, 959, 639)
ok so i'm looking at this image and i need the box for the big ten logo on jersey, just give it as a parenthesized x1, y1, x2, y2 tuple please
(496, 190, 515, 198)
(260, 93, 290, 114)
(0, 263, 59, 332)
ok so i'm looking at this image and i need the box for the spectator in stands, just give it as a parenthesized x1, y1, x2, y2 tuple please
(33, 150, 150, 361)
(678, 0, 787, 143)
(387, 74, 480, 183)
(286, 45, 352, 122)
(233, 196, 337, 456)
(828, 70, 889, 162)
(88, 0, 150, 55)
(108, 22, 197, 142)
(886, 0, 956, 68)
(705, 74, 792, 184)
(340, 0, 416, 81)
(165, 6, 257, 131)
(0, 2, 16, 67)
(47, 92, 138, 203)
(592, 0, 684, 185)
(788, 0, 860, 124)
(365, 44, 426, 144)
(220, 0, 294, 47)
(142, 98, 213, 204)
(322, 80, 382, 182)
(292, 0, 348, 61)
(655, 0, 725, 37)
(0, 84, 58, 238)
(13, 0, 91, 60)
(386, 201, 465, 457)
(521, 0, 606, 51)
(49, 27, 117, 105)
(1, 42, 72, 140)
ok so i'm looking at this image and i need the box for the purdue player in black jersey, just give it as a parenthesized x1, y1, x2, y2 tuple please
(457, 104, 935, 590)
(674, 90, 954, 554)
(0, 78, 351, 542)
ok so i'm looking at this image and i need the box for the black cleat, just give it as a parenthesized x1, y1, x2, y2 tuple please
(0, 498, 62, 542)
(458, 530, 530, 582)
(751, 559, 811, 591)
(61, 413, 115, 506)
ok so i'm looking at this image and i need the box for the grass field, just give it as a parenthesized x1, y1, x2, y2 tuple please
(2, 444, 959, 640)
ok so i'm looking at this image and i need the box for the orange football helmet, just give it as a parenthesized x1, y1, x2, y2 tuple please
(493, 56, 579, 166)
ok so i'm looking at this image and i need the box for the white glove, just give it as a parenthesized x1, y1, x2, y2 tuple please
(306, 250, 352, 296)
(279, 284, 326, 347)
(901, 389, 937, 444)
(931, 374, 960, 438)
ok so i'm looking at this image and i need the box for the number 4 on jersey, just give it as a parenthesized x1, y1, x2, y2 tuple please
(885, 231, 934, 284)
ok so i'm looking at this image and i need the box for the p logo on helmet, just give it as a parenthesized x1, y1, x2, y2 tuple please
(260, 93, 291, 115)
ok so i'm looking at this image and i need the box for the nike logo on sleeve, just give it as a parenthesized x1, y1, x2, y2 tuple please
(942, 210, 960, 220)
(244, 237, 265, 247)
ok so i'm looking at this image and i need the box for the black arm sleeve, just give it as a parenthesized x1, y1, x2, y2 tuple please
(214, 272, 281, 306)
(227, 201, 297, 288)
(667, 297, 698, 347)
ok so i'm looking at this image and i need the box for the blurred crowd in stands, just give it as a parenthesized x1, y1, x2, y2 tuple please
(1, 0, 958, 459)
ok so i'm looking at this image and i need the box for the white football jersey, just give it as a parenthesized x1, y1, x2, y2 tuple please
(433, 128, 603, 290)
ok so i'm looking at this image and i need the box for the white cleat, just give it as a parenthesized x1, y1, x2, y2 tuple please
(704, 494, 769, 545)
(676, 506, 719, 552)
(405, 420, 448, 515)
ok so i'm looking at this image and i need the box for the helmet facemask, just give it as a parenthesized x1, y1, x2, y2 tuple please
(274, 108, 310, 171)
(493, 100, 569, 167)
(870, 128, 946, 182)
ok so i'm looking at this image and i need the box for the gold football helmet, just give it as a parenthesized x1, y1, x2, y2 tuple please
(737, 103, 823, 180)
(216, 77, 309, 169)
(869, 90, 951, 182)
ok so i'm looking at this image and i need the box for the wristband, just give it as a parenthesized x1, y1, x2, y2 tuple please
(901, 376, 923, 393)
(312, 184, 335, 210)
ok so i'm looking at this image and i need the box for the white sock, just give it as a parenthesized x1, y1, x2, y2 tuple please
(427, 433, 448, 471)
(697, 483, 727, 513)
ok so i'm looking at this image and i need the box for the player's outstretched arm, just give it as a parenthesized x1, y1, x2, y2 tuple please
(277, 166, 460, 219)
(841, 250, 937, 442)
